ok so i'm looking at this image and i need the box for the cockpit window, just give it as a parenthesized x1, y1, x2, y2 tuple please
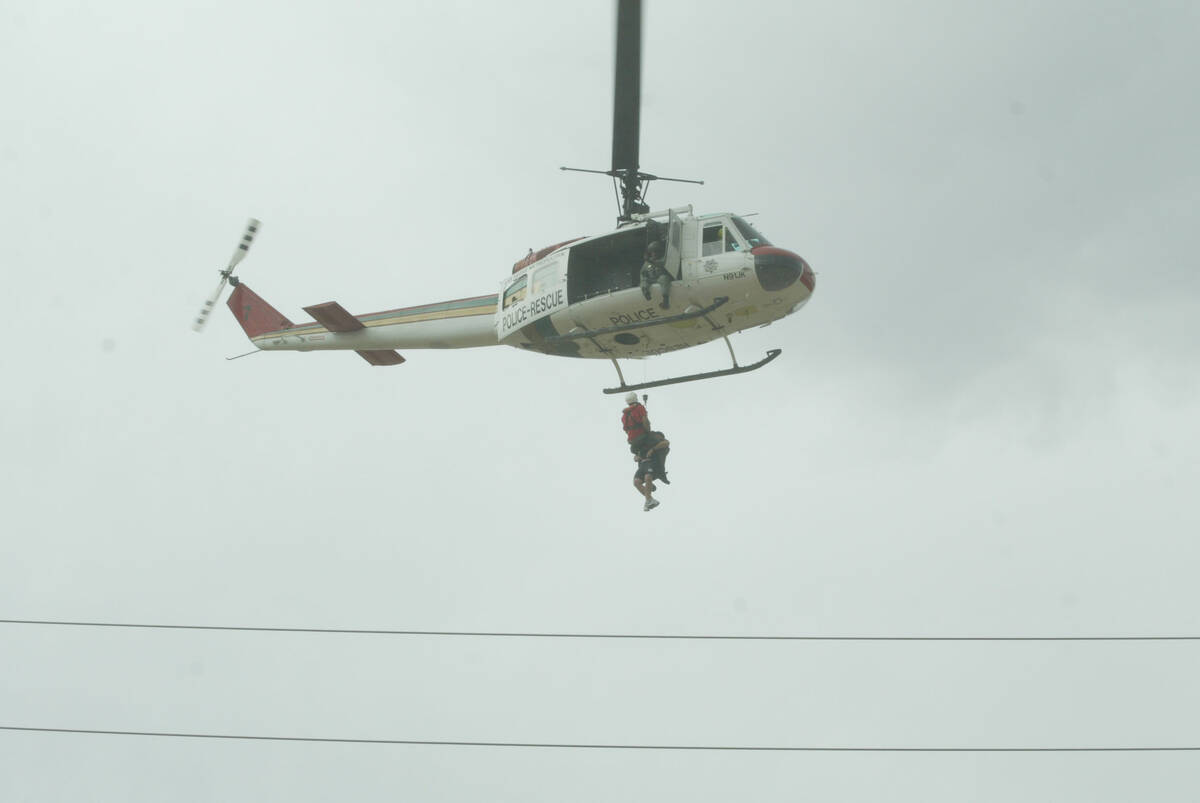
(724, 227, 744, 252)
(731, 216, 771, 248)
(702, 222, 744, 256)
(702, 223, 723, 256)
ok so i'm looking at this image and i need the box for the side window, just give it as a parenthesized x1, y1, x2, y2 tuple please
(502, 275, 527, 309)
(702, 223, 725, 256)
(530, 264, 556, 296)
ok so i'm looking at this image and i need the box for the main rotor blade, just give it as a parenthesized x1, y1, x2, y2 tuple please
(611, 0, 642, 175)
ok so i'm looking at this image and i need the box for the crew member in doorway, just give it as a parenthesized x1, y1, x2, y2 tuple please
(640, 239, 672, 310)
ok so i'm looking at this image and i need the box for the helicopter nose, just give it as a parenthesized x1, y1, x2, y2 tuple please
(751, 247, 814, 292)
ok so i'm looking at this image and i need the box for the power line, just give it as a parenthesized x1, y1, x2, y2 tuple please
(3, 725, 1199, 751)
(2, 619, 1199, 641)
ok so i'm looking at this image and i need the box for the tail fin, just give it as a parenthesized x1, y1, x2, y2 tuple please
(227, 283, 294, 339)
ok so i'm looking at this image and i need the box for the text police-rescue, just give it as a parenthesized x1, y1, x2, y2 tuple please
(501, 288, 566, 331)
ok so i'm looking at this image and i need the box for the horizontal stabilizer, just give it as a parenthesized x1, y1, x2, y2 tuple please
(303, 301, 364, 332)
(357, 349, 406, 366)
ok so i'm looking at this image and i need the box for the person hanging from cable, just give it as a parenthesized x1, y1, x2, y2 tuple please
(622, 391, 651, 453)
(633, 444, 660, 512)
(622, 392, 670, 511)
(640, 239, 671, 310)
(632, 430, 670, 512)
(643, 430, 670, 486)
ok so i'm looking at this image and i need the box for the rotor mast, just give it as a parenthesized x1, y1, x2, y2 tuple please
(612, 0, 645, 221)
(560, 0, 702, 225)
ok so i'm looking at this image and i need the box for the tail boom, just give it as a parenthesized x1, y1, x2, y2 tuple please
(227, 284, 499, 354)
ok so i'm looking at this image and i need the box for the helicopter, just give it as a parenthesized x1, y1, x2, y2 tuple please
(193, 0, 815, 394)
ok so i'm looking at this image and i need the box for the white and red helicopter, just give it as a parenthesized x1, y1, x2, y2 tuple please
(194, 0, 815, 394)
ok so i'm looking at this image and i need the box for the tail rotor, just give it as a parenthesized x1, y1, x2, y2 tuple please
(192, 218, 262, 332)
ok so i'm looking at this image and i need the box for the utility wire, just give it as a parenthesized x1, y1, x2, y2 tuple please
(2, 619, 1199, 641)
(3, 725, 1200, 751)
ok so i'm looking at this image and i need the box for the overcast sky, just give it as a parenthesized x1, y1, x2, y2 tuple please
(3, 0, 1200, 800)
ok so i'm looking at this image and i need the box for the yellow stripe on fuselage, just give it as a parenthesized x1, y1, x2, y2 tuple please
(261, 297, 497, 339)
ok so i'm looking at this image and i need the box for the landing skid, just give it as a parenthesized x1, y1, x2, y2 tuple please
(603, 340, 783, 394)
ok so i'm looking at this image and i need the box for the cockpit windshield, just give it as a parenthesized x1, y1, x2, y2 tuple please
(731, 216, 772, 248)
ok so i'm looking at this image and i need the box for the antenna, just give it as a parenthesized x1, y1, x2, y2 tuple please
(192, 218, 261, 332)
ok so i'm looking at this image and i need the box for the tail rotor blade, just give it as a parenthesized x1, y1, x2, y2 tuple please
(192, 275, 229, 332)
(192, 217, 262, 333)
(228, 218, 261, 270)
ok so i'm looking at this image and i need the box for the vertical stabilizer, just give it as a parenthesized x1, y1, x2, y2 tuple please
(227, 284, 293, 339)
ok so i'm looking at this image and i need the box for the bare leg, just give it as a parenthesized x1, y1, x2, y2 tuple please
(636, 471, 659, 510)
